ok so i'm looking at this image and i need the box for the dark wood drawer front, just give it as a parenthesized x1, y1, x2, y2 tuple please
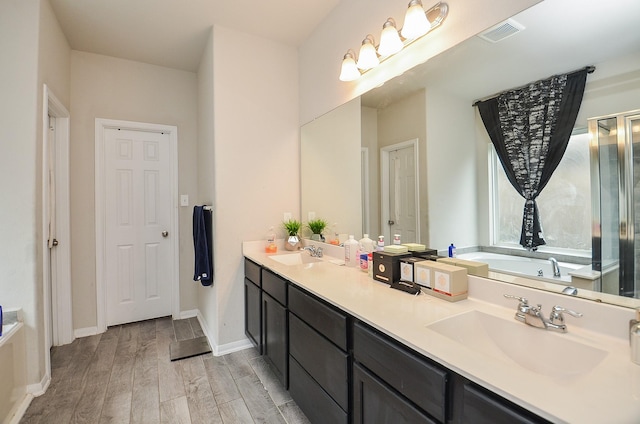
(353, 321, 448, 423)
(288, 284, 348, 351)
(353, 363, 437, 424)
(289, 357, 348, 424)
(244, 258, 261, 286)
(261, 269, 287, 305)
(289, 313, 349, 410)
(462, 383, 549, 424)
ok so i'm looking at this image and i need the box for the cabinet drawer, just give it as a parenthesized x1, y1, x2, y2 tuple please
(289, 357, 348, 424)
(244, 258, 261, 286)
(353, 321, 448, 423)
(288, 284, 348, 351)
(462, 383, 550, 424)
(353, 363, 437, 424)
(289, 313, 349, 410)
(262, 269, 287, 305)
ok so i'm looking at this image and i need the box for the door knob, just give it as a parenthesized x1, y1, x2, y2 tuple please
(51, 239, 59, 246)
(388, 220, 395, 225)
(162, 231, 169, 238)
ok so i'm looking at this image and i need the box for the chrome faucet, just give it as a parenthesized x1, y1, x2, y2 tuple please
(302, 245, 323, 257)
(549, 257, 561, 277)
(504, 294, 582, 333)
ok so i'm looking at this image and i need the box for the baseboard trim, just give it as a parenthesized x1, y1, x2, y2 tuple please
(27, 371, 50, 396)
(192, 310, 253, 356)
(74, 326, 99, 338)
(7, 393, 33, 424)
(179, 309, 198, 319)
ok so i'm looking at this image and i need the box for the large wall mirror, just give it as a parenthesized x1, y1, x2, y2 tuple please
(301, 0, 640, 308)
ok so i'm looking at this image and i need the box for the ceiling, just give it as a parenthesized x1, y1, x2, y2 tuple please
(362, 0, 640, 108)
(49, 0, 342, 72)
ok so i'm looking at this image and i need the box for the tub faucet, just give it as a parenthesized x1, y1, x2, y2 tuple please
(549, 257, 561, 277)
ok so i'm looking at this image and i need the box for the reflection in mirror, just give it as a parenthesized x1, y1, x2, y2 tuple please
(300, 0, 640, 307)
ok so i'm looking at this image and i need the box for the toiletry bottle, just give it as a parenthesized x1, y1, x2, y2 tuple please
(377, 235, 385, 251)
(393, 234, 401, 245)
(359, 234, 374, 254)
(448, 243, 456, 258)
(265, 226, 277, 253)
(631, 308, 640, 365)
(344, 235, 359, 267)
(367, 253, 373, 278)
(0, 305, 2, 337)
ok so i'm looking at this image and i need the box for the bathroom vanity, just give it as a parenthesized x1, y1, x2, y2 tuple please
(243, 241, 640, 423)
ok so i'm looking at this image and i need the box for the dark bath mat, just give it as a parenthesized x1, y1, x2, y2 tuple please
(169, 336, 212, 361)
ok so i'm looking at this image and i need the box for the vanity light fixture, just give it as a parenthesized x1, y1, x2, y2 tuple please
(378, 18, 404, 57)
(339, 1, 448, 81)
(401, 0, 431, 40)
(339, 50, 360, 82)
(356, 35, 380, 70)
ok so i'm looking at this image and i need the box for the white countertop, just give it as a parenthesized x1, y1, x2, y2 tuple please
(243, 241, 640, 424)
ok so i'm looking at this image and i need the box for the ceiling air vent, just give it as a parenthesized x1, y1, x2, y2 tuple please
(478, 18, 525, 43)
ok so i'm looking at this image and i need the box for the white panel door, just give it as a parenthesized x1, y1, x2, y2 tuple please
(104, 128, 172, 325)
(388, 145, 417, 243)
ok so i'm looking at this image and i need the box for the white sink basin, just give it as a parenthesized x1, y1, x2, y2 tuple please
(427, 310, 607, 379)
(269, 252, 323, 266)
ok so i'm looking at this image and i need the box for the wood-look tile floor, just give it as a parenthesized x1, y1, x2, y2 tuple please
(20, 317, 311, 424)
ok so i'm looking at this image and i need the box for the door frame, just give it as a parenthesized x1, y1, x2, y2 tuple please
(42, 84, 73, 356)
(380, 139, 420, 243)
(95, 118, 180, 333)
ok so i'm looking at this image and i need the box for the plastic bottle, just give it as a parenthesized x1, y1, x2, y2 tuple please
(393, 234, 401, 245)
(265, 226, 277, 253)
(448, 243, 456, 258)
(359, 234, 375, 254)
(344, 235, 359, 267)
(377, 235, 385, 251)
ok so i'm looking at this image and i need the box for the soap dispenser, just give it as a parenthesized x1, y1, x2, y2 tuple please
(265, 226, 277, 253)
(631, 308, 640, 365)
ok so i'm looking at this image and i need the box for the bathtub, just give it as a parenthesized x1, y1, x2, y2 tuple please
(0, 309, 27, 424)
(457, 252, 585, 284)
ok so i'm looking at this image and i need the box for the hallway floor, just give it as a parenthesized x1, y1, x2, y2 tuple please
(20, 317, 310, 424)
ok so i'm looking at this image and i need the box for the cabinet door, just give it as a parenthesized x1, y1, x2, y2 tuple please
(244, 278, 261, 353)
(262, 292, 288, 387)
(353, 363, 437, 424)
(462, 383, 550, 424)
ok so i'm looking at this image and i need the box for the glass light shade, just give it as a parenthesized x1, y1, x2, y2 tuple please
(356, 36, 379, 70)
(339, 52, 360, 81)
(378, 19, 404, 57)
(401, 0, 431, 40)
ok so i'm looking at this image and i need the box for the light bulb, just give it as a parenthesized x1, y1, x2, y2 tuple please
(378, 18, 403, 57)
(356, 35, 379, 70)
(401, 0, 431, 40)
(339, 51, 360, 81)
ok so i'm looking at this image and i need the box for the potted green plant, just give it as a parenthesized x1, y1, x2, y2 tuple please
(307, 218, 328, 242)
(283, 219, 302, 251)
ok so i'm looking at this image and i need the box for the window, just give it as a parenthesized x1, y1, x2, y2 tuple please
(491, 131, 591, 252)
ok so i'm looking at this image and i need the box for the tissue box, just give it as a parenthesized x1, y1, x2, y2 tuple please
(399, 257, 425, 282)
(373, 251, 412, 284)
(416, 261, 468, 302)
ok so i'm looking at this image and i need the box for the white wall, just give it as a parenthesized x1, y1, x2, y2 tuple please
(426, 88, 478, 250)
(69, 51, 199, 330)
(299, 0, 542, 125)
(301, 97, 362, 237)
(0, 0, 41, 387)
(197, 25, 299, 349)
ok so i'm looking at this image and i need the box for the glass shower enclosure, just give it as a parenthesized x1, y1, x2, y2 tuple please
(589, 110, 640, 298)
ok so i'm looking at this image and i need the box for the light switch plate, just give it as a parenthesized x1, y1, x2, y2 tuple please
(180, 194, 189, 207)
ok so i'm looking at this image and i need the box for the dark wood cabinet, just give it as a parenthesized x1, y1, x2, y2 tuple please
(243, 259, 262, 353)
(243, 257, 554, 424)
(353, 321, 448, 423)
(353, 363, 437, 424)
(259, 268, 289, 387)
(288, 284, 350, 424)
